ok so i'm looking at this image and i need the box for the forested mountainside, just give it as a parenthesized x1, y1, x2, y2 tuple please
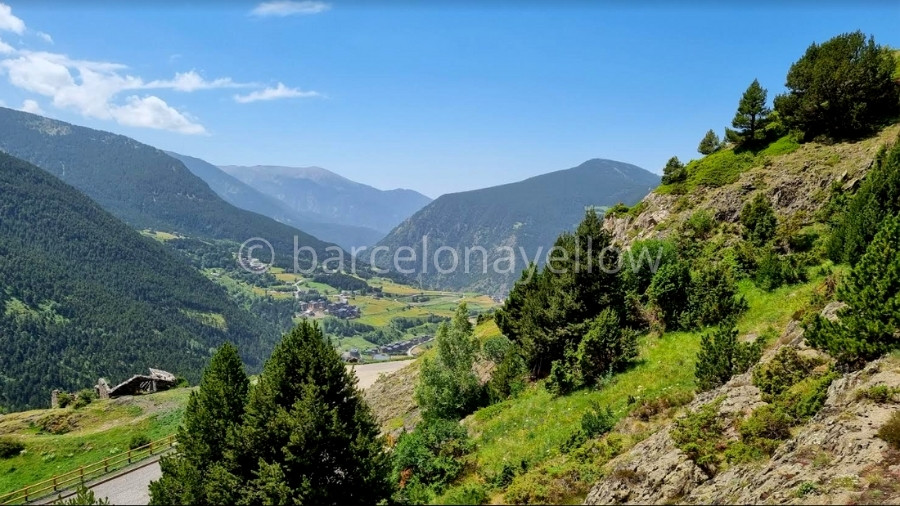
(220, 164, 432, 235)
(0, 151, 279, 411)
(375, 158, 659, 295)
(0, 108, 338, 269)
(169, 151, 387, 250)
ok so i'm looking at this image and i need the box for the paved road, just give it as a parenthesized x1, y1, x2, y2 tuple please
(91, 460, 161, 505)
(348, 359, 414, 389)
(74, 360, 413, 505)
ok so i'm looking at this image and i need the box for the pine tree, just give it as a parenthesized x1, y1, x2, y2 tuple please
(774, 31, 899, 140)
(695, 324, 762, 391)
(806, 213, 900, 368)
(647, 259, 691, 329)
(697, 129, 721, 155)
(576, 308, 637, 383)
(661, 156, 687, 185)
(729, 79, 771, 144)
(416, 303, 483, 419)
(828, 138, 900, 265)
(150, 342, 248, 505)
(233, 320, 392, 504)
(497, 209, 625, 377)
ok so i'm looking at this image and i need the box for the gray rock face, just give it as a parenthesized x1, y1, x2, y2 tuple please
(584, 316, 900, 505)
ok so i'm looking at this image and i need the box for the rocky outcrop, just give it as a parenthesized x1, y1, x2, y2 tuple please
(585, 316, 900, 505)
(604, 125, 900, 247)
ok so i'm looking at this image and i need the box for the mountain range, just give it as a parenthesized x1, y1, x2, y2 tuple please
(168, 152, 390, 250)
(375, 159, 660, 295)
(0, 107, 337, 270)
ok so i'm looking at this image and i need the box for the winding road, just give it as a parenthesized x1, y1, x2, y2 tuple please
(49, 360, 414, 505)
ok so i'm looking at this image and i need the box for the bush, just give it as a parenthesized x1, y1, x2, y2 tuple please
(741, 193, 777, 246)
(633, 391, 695, 422)
(440, 482, 487, 505)
(739, 366, 837, 456)
(482, 335, 512, 364)
(581, 403, 616, 438)
(73, 389, 96, 409)
(647, 260, 691, 330)
(671, 398, 726, 474)
(738, 404, 793, 454)
(0, 436, 24, 459)
(857, 385, 899, 403)
(754, 249, 806, 291)
(576, 309, 638, 384)
(56, 391, 73, 408)
(61, 486, 111, 506)
(685, 149, 757, 188)
(695, 324, 762, 391)
(684, 265, 747, 329)
(391, 418, 473, 498)
(682, 210, 717, 240)
(752, 347, 824, 401)
(877, 411, 900, 449)
(605, 202, 631, 218)
(129, 434, 152, 450)
(779, 372, 839, 422)
(546, 359, 578, 396)
(487, 347, 526, 403)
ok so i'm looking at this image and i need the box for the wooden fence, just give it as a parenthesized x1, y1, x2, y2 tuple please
(0, 434, 175, 505)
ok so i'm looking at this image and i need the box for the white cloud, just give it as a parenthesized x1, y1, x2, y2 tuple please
(19, 98, 44, 114)
(144, 70, 252, 92)
(0, 3, 25, 34)
(111, 95, 206, 135)
(234, 82, 320, 103)
(0, 6, 323, 135)
(1, 51, 207, 134)
(251, 1, 330, 17)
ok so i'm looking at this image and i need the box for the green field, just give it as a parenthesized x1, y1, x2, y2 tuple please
(0, 389, 191, 496)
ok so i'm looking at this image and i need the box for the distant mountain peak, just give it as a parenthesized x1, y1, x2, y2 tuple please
(218, 164, 432, 234)
(376, 158, 660, 295)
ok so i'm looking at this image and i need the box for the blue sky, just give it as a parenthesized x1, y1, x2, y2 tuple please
(0, 2, 897, 198)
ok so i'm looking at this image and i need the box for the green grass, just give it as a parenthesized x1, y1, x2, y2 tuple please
(464, 330, 700, 478)
(655, 135, 800, 195)
(0, 388, 191, 496)
(685, 149, 757, 189)
(759, 135, 801, 157)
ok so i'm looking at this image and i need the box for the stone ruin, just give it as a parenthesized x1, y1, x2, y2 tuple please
(96, 368, 177, 398)
(50, 369, 177, 408)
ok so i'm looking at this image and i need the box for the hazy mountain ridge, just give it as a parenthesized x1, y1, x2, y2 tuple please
(220, 164, 432, 234)
(168, 152, 386, 249)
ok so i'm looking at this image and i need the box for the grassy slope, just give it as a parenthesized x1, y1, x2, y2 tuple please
(438, 272, 826, 503)
(0, 389, 191, 495)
